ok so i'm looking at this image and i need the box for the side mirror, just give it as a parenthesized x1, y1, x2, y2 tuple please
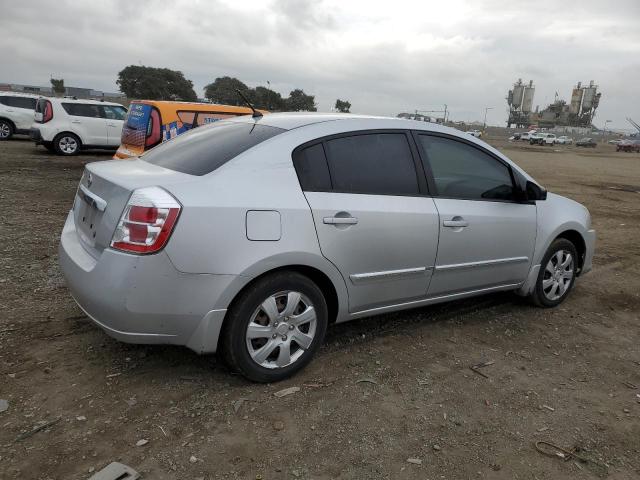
(526, 181, 547, 201)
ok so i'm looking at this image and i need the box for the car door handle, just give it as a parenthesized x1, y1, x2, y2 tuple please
(443, 218, 469, 228)
(71, 120, 81, 124)
(107, 123, 118, 127)
(323, 216, 358, 225)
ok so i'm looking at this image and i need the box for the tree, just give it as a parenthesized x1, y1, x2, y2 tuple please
(251, 86, 285, 110)
(285, 89, 317, 112)
(116, 65, 197, 101)
(50, 78, 65, 96)
(335, 99, 351, 113)
(204, 76, 250, 106)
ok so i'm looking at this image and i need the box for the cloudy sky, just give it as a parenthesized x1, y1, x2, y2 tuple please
(2, 0, 639, 128)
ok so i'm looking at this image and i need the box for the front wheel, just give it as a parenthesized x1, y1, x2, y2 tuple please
(221, 272, 328, 382)
(529, 238, 578, 307)
(53, 133, 81, 155)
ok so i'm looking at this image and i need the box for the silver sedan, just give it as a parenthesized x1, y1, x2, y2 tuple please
(59, 114, 595, 382)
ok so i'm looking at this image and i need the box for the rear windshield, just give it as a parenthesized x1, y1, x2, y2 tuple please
(142, 121, 285, 175)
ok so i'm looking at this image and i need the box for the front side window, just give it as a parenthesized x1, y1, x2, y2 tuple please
(102, 105, 127, 120)
(62, 103, 102, 118)
(142, 121, 285, 175)
(418, 135, 515, 201)
(324, 133, 419, 195)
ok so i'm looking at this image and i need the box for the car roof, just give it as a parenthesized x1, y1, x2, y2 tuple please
(227, 112, 472, 136)
(0, 91, 41, 98)
(49, 97, 125, 107)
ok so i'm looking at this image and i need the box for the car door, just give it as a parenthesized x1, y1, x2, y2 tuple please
(102, 105, 127, 146)
(414, 133, 537, 297)
(293, 131, 440, 313)
(5, 96, 36, 130)
(62, 103, 108, 145)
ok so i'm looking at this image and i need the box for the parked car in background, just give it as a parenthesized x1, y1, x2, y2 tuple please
(616, 139, 640, 152)
(467, 129, 482, 137)
(576, 137, 597, 148)
(555, 135, 573, 145)
(115, 100, 265, 159)
(30, 97, 127, 155)
(543, 133, 556, 145)
(520, 131, 534, 141)
(529, 132, 548, 145)
(608, 138, 623, 145)
(59, 113, 595, 382)
(0, 92, 39, 140)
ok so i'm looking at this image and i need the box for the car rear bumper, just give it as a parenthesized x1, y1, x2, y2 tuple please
(59, 210, 236, 353)
(30, 127, 43, 143)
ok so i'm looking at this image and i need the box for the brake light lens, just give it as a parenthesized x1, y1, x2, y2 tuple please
(110, 187, 181, 254)
(43, 100, 53, 123)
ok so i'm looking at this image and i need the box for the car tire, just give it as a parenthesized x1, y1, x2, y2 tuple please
(53, 133, 81, 156)
(530, 238, 578, 308)
(221, 271, 328, 383)
(0, 119, 14, 140)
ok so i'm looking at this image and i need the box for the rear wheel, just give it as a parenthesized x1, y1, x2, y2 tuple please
(0, 120, 13, 140)
(530, 238, 578, 308)
(221, 271, 328, 382)
(53, 133, 81, 155)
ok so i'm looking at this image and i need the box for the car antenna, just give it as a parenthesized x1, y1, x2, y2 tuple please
(235, 89, 262, 119)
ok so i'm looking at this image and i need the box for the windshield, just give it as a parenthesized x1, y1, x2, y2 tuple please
(142, 121, 285, 175)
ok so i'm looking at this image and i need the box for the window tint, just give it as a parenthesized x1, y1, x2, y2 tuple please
(102, 105, 127, 120)
(418, 135, 515, 201)
(62, 103, 103, 118)
(1, 96, 37, 109)
(293, 143, 332, 191)
(142, 122, 285, 176)
(324, 133, 419, 195)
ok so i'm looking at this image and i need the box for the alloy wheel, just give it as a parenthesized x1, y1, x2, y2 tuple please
(245, 291, 317, 369)
(0, 123, 10, 139)
(59, 136, 78, 154)
(542, 250, 574, 301)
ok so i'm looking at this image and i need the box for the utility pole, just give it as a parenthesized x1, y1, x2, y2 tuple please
(483, 107, 493, 130)
(444, 104, 448, 124)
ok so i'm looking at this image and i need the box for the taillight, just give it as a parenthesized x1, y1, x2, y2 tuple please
(43, 100, 53, 123)
(110, 187, 181, 254)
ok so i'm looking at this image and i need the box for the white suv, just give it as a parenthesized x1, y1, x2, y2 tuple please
(30, 97, 127, 155)
(0, 92, 40, 140)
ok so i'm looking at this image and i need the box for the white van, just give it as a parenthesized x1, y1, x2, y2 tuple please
(30, 97, 127, 155)
(0, 92, 40, 140)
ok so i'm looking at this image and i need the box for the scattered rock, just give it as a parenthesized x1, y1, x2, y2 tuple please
(135, 439, 149, 447)
(433, 444, 441, 451)
(76, 415, 87, 421)
(233, 398, 247, 413)
(189, 455, 198, 463)
(407, 458, 422, 465)
(273, 421, 285, 431)
(0, 399, 8, 413)
(274, 387, 300, 397)
(355, 378, 378, 385)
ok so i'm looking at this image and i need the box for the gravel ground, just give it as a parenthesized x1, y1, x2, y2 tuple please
(0, 136, 639, 479)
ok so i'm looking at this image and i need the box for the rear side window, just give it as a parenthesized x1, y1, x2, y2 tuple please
(293, 143, 332, 191)
(324, 133, 419, 195)
(418, 135, 515, 201)
(1, 96, 37, 109)
(62, 103, 103, 118)
(142, 122, 285, 176)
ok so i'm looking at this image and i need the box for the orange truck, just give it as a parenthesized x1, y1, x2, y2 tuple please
(114, 100, 264, 159)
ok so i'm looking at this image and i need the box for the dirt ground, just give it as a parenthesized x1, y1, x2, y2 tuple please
(0, 135, 639, 480)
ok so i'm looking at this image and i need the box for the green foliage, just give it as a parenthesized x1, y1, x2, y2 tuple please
(50, 78, 65, 95)
(117, 65, 197, 101)
(284, 89, 317, 112)
(335, 99, 351, 113)
(204, 77, 316, 111)
(204, 76, 251, 106)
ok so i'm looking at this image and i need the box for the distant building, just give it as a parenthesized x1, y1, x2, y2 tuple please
(0, 82, 125, 99)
